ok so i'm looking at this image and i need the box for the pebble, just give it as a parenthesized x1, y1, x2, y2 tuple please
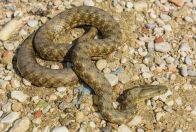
(2, 102, 12, 112)
(51, 65, 59, 69)
(3, 42, 14, 50)
(115, 4, 124, 13)
(11, 79, 20, 88)
(2, 51, 14, 64)
(0, 111, 3, 118)
(168, 0, 184, 7)
(0, 112, 20, 124)
(175, 97, 182, 105)
(128, 115, 142, 126)
(118, 124, 132, 132)
(27, 19, 38, 27)
(142, 72, 152, 78)
(12, 102, 23, 112)
(184, 56, 192, 65)
(84, 0, 95, 6)
(147, 41, 155, 52)
(181, 65, 188, 77)
(71, 0, 84, 6)
(89, 121, 96, 128)
(156, 112, 165, 121)
(137, 128, 145, 132)
(57, 87, 66, 93)
(179, 43, 190, 52)
(175, 129, 183, 132)
(96, 59, 107, 71)
(9, 117, 30, 132)
(163, 24, 172, 32)
(160, 14, 171, 21)
(188, 69, 196, 76)
(121, 57, 127, 64)
(11, 90, 28, 103)
(0, 19, 22, 41)
(126, 1, 133, 9)
(184, 16, 193, 22)
(104, 73, 118, 86)
(191, 107, 196, 116)
(22, 79, 31, 86)
(134, 1, 148, 11)
(118, 72, 130, 84)
(51, 126, 69, 132)
(155, 42, 171, 53)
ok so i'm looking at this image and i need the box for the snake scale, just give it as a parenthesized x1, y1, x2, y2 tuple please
(17, 6, 168, 124)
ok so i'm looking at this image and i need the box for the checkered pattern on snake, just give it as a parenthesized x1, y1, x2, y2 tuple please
(17, 6, 168, 124)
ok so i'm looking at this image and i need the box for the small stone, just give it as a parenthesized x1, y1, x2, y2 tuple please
(163, 24, 172, 32)
(121, 57, 127, 64)
(9, 117, 30, 132)
(137, 128, 145, 132)
(104, 73, 118, 86)
(154, 36, 164, 43)
(53, 0, 62, 6)
(134, 1, 148, 11)
(142, 72, 152, 78)
(96, 0, 103, 2)
(191, 107, 196, 116)
(2, 102, 12, 112)
(181, 65, 188, 77)
(168, 0, 184, 7)
(126, 1, 133, 9)
(175, 97, 182, 105)
(34, 111, 43, 118)
(138, 47, 148, 56)
(115, 4, 124, 13)
(2, 51, 14, 64)
(57, 87, 66, 93)
(156, 112, 165, 121)
(188, 69, 196, 76)
(179, 43, 190, 52)
(155, 42, 171, 53)
(128, 115, 142, 126)
(11, 91, 28, 103)
(0, 111, 3, 118)
(118, 72, 130, 84)
(4, 42, 14, 50)
(51, 126, 69, 132)
(0, 112, 20, 124)
(160, 14, 171, 21)
(165, 100, 174, 106)
(175, 129, 183, 132)
(96, 59, 107, 71)
(184, 16, 193, 22)
(51, 65, 59, 69)
(76, 112, 85, 122)
(11, 79, 20, 88)
(12, 102, 23, 112)
(27, 19, 38, 27)
(184, 56, 192, 65)
(22, 79, 31, 86)
(89, 121, 96, 128)
(118, 124, 132, 132)
(84, 0, 95, 6)
(0, 19, 22, 41)
(71, 0, 84, 6)
(147, 41, 155, 52)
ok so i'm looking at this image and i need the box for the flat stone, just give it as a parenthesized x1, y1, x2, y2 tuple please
(128, 115, 142, 126)
(51, 126, 69, 132)
(11, 90, 28, 103)
(155, 42, 171, 52)
(104, 73, 118, 86)
(84, 0, 95, 6)
(9, 117, 30, 132)
(134, 1, 148, 11)
(118, 72, 131, 84)
(118, 124, 132, 132)
(0, 112, 20, 124)
(96, 59, 107, 71)
(27, 19, 38, 27)
(168, 0, 184, 7)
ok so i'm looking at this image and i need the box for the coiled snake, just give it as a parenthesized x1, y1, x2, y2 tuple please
(17, 6, 168, 124)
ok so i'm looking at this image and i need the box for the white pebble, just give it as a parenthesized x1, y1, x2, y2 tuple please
(147, 41, 155, 52)
(175, 129, 183, 132)
(9, 117, 30, 132)
(89, 121, 96, 128)
(27, 19, 38, 27)
(126, 2, 133, 9)
(51, 65, 59, 69)
(163, 24, 172, 32)
(0, 112, 20, 124)
(160, 14, 171, 21)
(22, 79, 31, 86)
(179, 43, 190, 52)
(175, 97, 183, 105)
(71, 0, 84, 6)
(4, 42, 14, 50)
(104, 73, 118, 86)
(84, 0, 95, 6)
(57, 87, 66, 93)
(134, 1, 148, 11)
(142, 72, 152, 78)
(184, 56, 192, 65)
(118, 124, 132, 132)
(155, 42, 171, 52)
(165, 56, 175, 64)
(0, 111, 3, 118)
(120, 57, 127, 64)
(188, 69, 196, 76)
(0, 19, 22, 41)
(96, 59, 107, 71)
(2, 102, 12, 112)
(191, 107, 196, 116)
(137, 128, 145, 132)
(118, 72, 130, 84)
(156, 112, 165, 121)
(11, 79, 20, 88)
(11, 90, 28, 103)
(184, 16, 193, 22)
(138, 47, 148, 56)
(128, 115, 142, 126)
(51, 126, 69, 132)
(181, 65, 188, 77)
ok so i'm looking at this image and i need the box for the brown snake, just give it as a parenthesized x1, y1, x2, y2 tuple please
(17, 6, 168, 124)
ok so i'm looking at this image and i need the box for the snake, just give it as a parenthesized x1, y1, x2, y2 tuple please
(17, 6, 168, 124)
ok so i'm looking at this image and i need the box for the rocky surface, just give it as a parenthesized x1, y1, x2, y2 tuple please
(0, 0, 196, 131)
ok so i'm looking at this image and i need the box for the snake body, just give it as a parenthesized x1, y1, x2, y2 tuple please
(17, 6, 167, 124)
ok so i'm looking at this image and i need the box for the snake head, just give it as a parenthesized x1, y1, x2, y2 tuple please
(118, 85, 168, 104)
